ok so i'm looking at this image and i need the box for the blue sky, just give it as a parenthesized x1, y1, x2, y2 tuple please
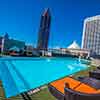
(0, 0, 100, 48)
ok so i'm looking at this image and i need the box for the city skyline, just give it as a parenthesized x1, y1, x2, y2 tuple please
(0, 0, 100, 48)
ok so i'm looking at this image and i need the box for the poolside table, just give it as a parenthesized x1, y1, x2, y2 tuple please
(89, 70, 100, 80)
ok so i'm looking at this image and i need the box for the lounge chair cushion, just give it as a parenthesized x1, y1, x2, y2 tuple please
(50, 77, 81, 94)
(75, 83, 97, 93)
(50, 77, 100, 94)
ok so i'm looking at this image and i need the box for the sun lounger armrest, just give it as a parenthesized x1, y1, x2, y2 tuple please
(64, 88, 100, 100)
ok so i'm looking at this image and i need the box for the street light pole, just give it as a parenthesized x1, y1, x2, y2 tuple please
(1, 38, 4, 54)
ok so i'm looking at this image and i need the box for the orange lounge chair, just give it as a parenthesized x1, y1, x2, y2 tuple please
(48, 77, 100, 100)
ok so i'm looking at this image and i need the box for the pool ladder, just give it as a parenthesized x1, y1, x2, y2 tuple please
(21, 92, 32, 100)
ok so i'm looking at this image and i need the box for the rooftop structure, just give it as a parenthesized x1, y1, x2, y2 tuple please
(67, 41, 80, 49)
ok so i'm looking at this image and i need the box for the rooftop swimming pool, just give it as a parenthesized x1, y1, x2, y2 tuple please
(0, 57, 89, 98)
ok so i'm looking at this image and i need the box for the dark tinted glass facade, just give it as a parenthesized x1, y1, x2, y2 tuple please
(37, 8, 51, 50)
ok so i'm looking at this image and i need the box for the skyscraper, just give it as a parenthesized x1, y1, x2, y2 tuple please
(81, 15, 100, 55)
(37, 8, 51, 50)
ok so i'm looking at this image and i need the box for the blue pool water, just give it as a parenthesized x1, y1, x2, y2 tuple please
(0, 57, 88, 98)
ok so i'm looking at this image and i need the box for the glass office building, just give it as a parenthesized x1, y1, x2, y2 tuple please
(37, 8, 51, 50)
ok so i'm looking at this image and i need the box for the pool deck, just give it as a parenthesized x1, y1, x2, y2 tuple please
(0, 57, 98, 100)
(0, 63, 96, 100)
(91, 59, 100, 67)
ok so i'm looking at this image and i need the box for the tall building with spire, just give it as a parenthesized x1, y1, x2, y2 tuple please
(37, 8, 51, 50)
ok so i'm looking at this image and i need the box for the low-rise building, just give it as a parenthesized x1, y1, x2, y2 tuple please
(0, 33, 25, 54)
